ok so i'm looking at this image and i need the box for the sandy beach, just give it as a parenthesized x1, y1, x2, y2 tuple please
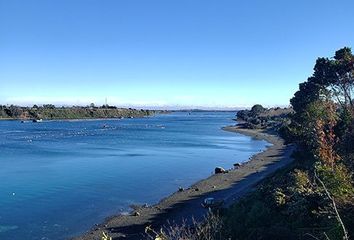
(73, 125, 296, 240)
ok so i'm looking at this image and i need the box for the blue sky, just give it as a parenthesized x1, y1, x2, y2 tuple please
(1, 0, 354, 109)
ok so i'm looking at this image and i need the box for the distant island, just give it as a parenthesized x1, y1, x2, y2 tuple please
(0, 104, 161, 120)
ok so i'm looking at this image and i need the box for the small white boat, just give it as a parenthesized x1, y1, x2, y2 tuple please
(32, 119, 43, 123)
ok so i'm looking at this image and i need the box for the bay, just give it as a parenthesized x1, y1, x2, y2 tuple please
(0, 112, 269, 240)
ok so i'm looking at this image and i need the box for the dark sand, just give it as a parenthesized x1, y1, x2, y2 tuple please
(73, 125, 296, 240)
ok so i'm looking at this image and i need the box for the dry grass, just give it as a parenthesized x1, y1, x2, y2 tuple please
(144, 212, 226, 240)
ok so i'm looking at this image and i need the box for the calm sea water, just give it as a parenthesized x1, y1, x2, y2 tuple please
(0, 112, 269, 240)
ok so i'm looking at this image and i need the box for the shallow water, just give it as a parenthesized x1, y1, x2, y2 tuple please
(0, 112, 269, 240)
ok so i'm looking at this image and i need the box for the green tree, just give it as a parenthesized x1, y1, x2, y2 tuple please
(312, 47, 354, 109)
(250, 104, 265, 115)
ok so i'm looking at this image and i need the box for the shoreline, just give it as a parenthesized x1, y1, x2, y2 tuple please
(73, 125, 296, 240)
(0, 118, 16, 121)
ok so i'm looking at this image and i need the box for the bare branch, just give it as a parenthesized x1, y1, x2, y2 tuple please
(314, 171, 349, 240)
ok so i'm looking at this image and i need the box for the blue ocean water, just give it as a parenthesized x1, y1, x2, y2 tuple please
(0, 112, 269, 240)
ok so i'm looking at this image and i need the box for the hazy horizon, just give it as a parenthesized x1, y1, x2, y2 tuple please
(0, 102, 275, 111)
(0, 97, 289, 110)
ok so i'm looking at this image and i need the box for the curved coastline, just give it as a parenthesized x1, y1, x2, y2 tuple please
(73, 125, 296, 240)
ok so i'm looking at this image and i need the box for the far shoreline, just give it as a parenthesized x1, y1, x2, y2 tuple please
(0, 106, 163, 122)
(73, 123, 296, 240)
(0, 115, 156, 122)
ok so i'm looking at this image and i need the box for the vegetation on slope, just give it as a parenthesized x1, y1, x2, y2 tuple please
(224, 47, 354, 240)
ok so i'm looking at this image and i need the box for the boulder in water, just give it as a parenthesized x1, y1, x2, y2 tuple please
(233, 163, 241, 169)
(215, 167, 226, 174)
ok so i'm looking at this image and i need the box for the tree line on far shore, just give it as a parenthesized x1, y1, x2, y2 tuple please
(0, 104, 154, 120)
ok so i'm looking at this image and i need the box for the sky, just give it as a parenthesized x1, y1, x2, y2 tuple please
(1, 0, 354, 109)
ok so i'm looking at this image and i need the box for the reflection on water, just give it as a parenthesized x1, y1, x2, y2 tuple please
(0, 112, 269, 240)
